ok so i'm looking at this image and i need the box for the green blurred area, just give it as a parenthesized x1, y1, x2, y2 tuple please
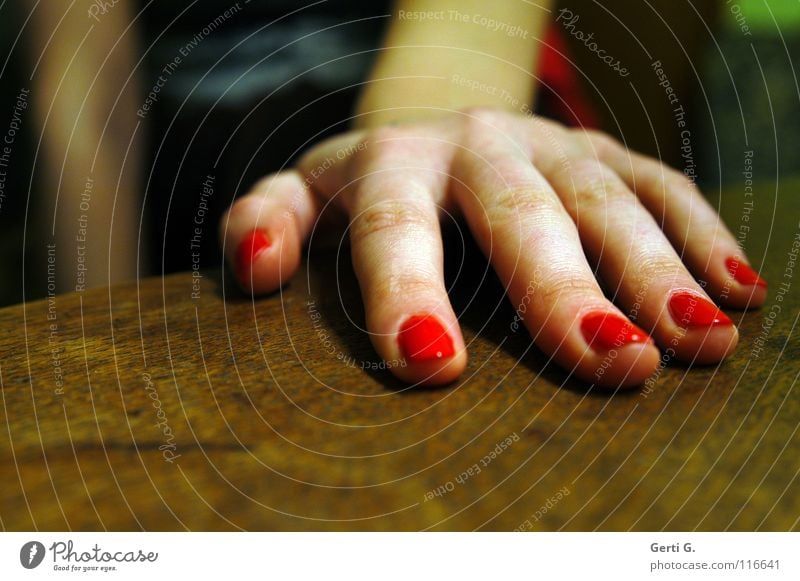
(699, 0, 800, 188)
(723, 0, 800, 31)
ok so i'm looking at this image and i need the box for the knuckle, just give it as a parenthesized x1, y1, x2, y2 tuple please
(365, 125, 411, 146)
(581, 129, 622, 156)
(633, 253, 686, 287)
(483, 184, 562, 226)
(531, 115, 563, 133)
(356, 127, 431, 170)
(537, 275, 600, 305)
(461, 107, 517, 138)
(372, 272, 440, 306)
(356, 128, 410, 167)
(350, 200, 433, 244)
(565, 160, 632, 207)
(531, 116, 571, 144)
(636, 156, 695, 195)
(461, 106, 502, 123)
(665, 170, 697, 192)
(566, 157, 608, 181)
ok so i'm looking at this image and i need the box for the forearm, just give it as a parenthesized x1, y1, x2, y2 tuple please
(354, 0, 552, 128)
(26, 1, 144, 290)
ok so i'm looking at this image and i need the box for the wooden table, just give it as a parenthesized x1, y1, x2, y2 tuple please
(2, 182, 798, 531)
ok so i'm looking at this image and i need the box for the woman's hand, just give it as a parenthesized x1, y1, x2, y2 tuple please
(219, 108, 767, 387)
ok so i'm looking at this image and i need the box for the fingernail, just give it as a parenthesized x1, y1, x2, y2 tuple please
(398, 314, 455, 363)
(581, 311, 651, 350)
(726, 256, 767, 288)
(669, 291, 733, 328)
(236, 229, 271, 282)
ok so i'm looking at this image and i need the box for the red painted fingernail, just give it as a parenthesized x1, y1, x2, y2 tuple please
(398, 314, 455, 363)
(669, 291, 733, 327)
(236, 229, 271, 283)
(581, 311, 651, 350)
(726, 256, 767, 288)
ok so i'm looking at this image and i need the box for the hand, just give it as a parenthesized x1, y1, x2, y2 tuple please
(219, 108, 767, 387)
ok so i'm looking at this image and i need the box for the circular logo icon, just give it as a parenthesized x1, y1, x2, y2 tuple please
(20, 541, 46, 569)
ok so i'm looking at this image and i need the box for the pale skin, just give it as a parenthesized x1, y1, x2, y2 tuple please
(220, 0, 767, 387)
(27, 0, 143, 291)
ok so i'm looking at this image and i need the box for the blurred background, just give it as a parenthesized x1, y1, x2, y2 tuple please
(0, 0, 796, 307)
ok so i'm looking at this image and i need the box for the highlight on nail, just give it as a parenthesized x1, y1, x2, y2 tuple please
(397, 314, 455, 363)
(668, 291, 733, 328)
(581, 311, 651, 350)
(725, 256, 767, 288)
(236, 228, 271, 282)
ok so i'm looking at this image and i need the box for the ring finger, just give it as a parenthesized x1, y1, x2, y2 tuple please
(452, 112, 660, 387)
(537, 148, 739, 364)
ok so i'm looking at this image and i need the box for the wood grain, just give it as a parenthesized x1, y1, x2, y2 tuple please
(1, 183, 798, 531)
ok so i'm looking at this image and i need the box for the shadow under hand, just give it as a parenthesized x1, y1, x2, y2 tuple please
(440, 223, 597, 396)
(214, 220, 615, 396)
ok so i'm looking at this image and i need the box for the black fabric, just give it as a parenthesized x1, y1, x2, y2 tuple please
(137, 1, 390, 274)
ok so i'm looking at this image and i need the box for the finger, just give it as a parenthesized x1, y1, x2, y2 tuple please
(580, 130, 767, 309)
(344, 128, 466, 385)
(452, 112, 659, 388)
(347, 138, 466, 385)
(296, 130, 368, 206)
(220, 170, 320, 293)
(539, 152, 739, 364)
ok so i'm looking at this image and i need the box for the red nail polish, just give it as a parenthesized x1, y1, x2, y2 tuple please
(236, 229, 271, 282)
(581, 312, 651, 350)
(398, 314, 455, 363)
(726, 257, 767, 288)
(668, 291, 733, 327)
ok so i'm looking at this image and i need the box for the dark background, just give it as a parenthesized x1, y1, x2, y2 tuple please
(0, 0, 797, 306)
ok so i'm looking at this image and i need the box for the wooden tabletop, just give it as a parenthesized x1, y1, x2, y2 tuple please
(1, 182, 798, 531)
